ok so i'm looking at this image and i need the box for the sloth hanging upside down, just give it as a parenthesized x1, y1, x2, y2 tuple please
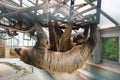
(48, 21, 90, 52)
(15, 21, 98, 73)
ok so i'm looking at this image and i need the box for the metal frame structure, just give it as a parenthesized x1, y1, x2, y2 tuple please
(0, 0, 119, 39)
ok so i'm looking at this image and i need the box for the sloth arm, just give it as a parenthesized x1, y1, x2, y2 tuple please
(34, 22, 48, 49)
(83, 26, 89, 39)
(87, 25, 98, 52)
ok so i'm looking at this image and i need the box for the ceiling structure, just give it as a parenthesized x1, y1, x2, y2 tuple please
(0, 0, 119, 39)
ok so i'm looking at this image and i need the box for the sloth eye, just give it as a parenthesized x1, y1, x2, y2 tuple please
(77, 34, 83, 39)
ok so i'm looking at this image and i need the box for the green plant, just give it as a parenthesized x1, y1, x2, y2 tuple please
(102, 37, 119, 62)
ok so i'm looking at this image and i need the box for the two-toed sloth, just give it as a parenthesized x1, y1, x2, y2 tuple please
(15, 22, 98, 73)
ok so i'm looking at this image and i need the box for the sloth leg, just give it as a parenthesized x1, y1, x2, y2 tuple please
(48, 21, 57, 51)
(48, 21, 64, 51)
(54, 22, 63, 51)
(83, 26, 89, 39)
(59, 22, 73, 52)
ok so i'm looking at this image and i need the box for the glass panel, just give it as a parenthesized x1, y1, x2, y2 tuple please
(102, 37, 119, 62)
(22, 0, 34, 7)
(101, 0, 120, 23)
(12, 0, 20, 5)
(28, 0, 43, 4)
(98, 14, 115, 29)
(5, 38, 18, 47)
(5, 33, 35, 47)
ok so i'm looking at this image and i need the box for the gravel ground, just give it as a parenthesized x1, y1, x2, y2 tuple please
(0, 58, 84, 80)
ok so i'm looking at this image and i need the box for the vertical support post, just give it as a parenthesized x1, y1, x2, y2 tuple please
(35, 0, 39, 15)
(34, 0, 39, 21)
(43, 0, 49, 21)
(20, 0, 22, 7)
(93, 31, 102, 63)
(118, 35, 120, 63)
(69, 0, 75, 21)
(18, 0, 23, 26)
(96, 0, 101, 24)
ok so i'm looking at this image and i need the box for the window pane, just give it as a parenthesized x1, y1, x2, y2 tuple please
(102, 37, 119, 62)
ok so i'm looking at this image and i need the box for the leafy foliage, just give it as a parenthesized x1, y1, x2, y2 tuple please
(102, 37, 119, 62)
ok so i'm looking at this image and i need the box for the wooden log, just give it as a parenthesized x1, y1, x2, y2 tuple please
(0, 2, 63, 18)
(0, 24, 35, 33)
(0, 1, 63, 11)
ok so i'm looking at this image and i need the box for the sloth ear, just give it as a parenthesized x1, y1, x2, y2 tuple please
(15, 48, 22, 55)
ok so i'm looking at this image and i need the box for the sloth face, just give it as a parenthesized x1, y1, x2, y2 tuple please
(73, 34, 85, 44)
(14, 48, 21, 55)
(15, 48, 29, 64)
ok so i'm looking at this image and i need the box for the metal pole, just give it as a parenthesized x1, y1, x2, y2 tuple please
(96, 0, 101, 24)
(69, 0, 75, 21)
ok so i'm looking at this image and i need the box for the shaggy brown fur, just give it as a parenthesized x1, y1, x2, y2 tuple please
(48, 21, 90, 52)
(15, 22, 98, 73)
(48, 21, 73, 52)
(48, 21, 63, 51)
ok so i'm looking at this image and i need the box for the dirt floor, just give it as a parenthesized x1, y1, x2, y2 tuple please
(0, 58, 86, 80)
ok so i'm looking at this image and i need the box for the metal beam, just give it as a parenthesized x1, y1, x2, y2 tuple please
(101, 11, 119, 26)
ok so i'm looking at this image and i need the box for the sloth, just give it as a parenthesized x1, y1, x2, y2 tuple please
(15, 22, 98, 73)
(48, 21, 90, 52)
